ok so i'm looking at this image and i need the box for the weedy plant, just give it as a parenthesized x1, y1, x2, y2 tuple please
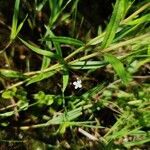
(0, 0, 150, 149)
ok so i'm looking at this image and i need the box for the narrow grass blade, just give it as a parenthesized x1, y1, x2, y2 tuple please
(0, 69, 25, 79)
(114, 24, 140, 42)
(45, 36, 84, 46)
(36, 0, 48, 11)
(125, 14, 150, 25)
(62, 69, 69, 93)
(70, 61, 105, 70)
(148, 45, 150, 55)
(135, 58, 150, 71)
(47, 29, 63, 57)
(10, 0, 20, 40)
(49, 0, 71, 27)
(15, 15, 28, 36)
(0, 111, 14, 117)
(19, 38, 56, 57)
(121, 2, 150, 24)
(49, 0, 63, 21)
(41, 26, 53, 70)
(101, 0, 126, 48)
(54, 42, 62, 57)
(41, 56, 51, 70)
(26, 71, 56, 85)
(104, 54, 131, 84)
(124, 138, 150, 148)
(86, 33, 104, 46)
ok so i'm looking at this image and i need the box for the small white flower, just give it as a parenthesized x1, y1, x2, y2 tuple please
(73, 79, 82, 89)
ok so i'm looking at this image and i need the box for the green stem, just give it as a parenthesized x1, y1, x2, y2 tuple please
(70, 33, 150, 63)
(121, 2, 150, 24)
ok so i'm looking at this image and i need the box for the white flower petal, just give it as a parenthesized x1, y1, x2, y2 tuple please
(73, 82, 77, 85)
(78, 84, 82, 88)
(73, 79, 82, 89)
(77, 80, 81, 84)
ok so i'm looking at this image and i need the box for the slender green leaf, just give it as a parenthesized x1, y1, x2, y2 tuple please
(26, 71, 56, 85)
(41, 25, 53, 70)
(46, 29, 63, 57)
(70, 61, 105, 69)
(45, 36, 84, 46)
(125, 14, 150, 25)
(41, 56, 51, 70)
(10, 0, 20, 40)
(36, 0, 48, 11)
(104, 54, 131, 84)
(87, 33, 104, 46)
(49, 0, 71, 27)
(62, 69, 69, 92)
(0, 111, 14, 117)
(124, 138, 150, 148)
(101, 0, 126, 48)
(0, 69, 25, 79)
(49, 0, 61, 26)
(54, 42, 62, 57)
(15, 15, 28, 36)
(114, 24, 140, 42)
(135, 58, 150, 70)
(19, 38, 56, 57)
(148, 45, 150, 55)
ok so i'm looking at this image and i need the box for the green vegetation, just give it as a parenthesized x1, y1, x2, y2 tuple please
(0, 0, 150, 149)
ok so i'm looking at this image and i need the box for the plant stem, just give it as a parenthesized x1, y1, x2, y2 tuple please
(121, 2, 150, 24)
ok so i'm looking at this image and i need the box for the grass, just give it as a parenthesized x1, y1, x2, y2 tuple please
(0, 0, 150, 149)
